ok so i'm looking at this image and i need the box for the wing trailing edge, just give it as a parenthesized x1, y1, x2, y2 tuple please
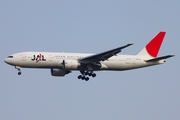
(79, 44, 133, 63)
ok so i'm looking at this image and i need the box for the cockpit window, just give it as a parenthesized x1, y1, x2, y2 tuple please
(8, 56, 13, 58)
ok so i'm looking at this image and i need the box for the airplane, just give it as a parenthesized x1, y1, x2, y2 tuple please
(4, 32, 174, 81)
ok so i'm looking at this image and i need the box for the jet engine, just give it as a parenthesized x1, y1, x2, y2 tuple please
(51, 59, 79, 76)
(51, 68, 71, 76)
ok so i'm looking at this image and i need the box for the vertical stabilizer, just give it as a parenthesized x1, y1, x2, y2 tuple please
(137, 32, 166, 58)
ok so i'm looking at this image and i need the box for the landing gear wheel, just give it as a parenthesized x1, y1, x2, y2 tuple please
(82, 76, 85, 80)
(78, 75, 82, 79)
(18, 72, 22, 75)
(85, 72, 88, 75)
(92, 73, 96, 77)
(85, 77, 89, 81)
(88, 73, 92, 76)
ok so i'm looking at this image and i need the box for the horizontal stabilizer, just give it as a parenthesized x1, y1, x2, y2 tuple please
(145, 55, 174, 62)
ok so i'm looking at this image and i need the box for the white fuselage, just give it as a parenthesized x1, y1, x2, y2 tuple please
(4, 32, 173, 80)
(4, 52, 164, 71)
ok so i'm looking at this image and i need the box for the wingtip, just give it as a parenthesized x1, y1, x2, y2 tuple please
(127, 43, 134, 46)
(170, 55, 175, 57)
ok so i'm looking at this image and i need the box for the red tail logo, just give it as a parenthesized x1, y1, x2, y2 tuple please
(146, 32, 166, 58)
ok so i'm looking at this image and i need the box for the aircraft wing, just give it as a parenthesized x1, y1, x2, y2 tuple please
(79, 44, 133, 63)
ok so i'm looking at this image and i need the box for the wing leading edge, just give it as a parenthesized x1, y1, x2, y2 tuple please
(78, 44, 133, 63)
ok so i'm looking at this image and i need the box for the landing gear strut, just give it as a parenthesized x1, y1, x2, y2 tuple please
(77, 71, 96, 81)
(15, 66, 22, 75)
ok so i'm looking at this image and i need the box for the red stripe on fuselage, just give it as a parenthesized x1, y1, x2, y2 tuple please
(37, 53, 42, 62)
(39, 54, 42, 60)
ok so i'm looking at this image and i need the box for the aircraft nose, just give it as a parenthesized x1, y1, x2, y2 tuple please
(4, 58, 8, 63)
(4, 58, 11, 64)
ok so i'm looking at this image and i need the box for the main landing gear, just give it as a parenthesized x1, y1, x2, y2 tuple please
(78, 71, 96, 81)
(15, 66, 22, 75)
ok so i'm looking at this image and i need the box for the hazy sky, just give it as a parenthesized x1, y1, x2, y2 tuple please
(1, 1, 180, 120)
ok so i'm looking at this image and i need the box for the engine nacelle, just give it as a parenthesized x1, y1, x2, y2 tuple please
(51, 68, 66, 76)
(64, 60, 79, 70)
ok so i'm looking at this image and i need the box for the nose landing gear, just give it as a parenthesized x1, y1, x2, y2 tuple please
(15, 66, 22, 75)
